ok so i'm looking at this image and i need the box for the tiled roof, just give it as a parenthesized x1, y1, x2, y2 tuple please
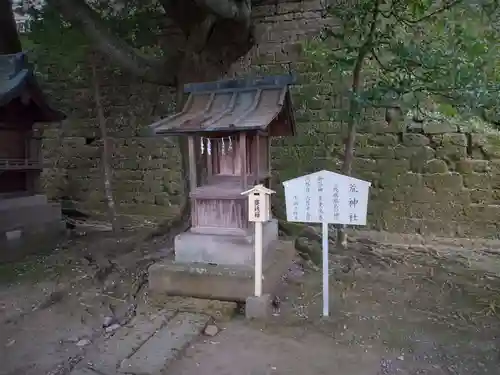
(149, 75, 296, 136)
(0, 52, 65, 122)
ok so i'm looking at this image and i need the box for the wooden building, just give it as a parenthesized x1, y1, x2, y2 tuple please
(149, 75, 296, 238)
(147, 75, 298, 301)
(0, 52, 65, 197)
(0, 52, 65, 263)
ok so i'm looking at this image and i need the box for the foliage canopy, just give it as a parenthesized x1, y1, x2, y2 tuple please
(305, 0, 500, 126)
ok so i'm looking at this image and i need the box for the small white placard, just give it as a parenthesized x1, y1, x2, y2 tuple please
(282, 170, 371, 226)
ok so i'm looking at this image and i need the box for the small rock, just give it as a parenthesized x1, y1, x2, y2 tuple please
(105, 323, 121, 333)
(397, 355, 404, 361)
(102, 316, 117, 328)
(5, 339, 15, 347)
(76, 339, 91, 347)
(203, 324, 219, 337)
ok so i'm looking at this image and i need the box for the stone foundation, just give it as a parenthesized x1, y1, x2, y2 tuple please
(174, 219, 278, 266)
(148, 240, 295, 302)
(0, 194, 64, 263)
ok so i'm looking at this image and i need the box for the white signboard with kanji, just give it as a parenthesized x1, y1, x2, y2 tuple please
(282, 170, 371, 226)
(282, 170, 371, 318)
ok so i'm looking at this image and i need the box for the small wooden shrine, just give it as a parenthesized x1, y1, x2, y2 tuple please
(147, 75, 297, 301)
(150, 75, 296, 237)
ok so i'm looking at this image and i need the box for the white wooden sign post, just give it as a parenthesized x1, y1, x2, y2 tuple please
(241, 184, 275, 297)
(282, 170, 371, 317)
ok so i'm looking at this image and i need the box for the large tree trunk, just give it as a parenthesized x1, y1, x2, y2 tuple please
(0, 0, 23, 54)
(45, 0, 255, 238)
(152, 11, 253, 236)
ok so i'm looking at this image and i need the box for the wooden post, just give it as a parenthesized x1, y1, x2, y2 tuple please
(322, 221, 329, 317)
(188, 136, 197, 192)
(254, 220, 263, 297)
(240, 133, 247, 189)
(206, 143, 213, 182)
(267, 136, 272, 189)
(255, 134, 260, 184)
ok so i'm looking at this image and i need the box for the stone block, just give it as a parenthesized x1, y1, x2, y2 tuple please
(464, 204, 500, 223)
(423, 119, 458, 133)
(456, 160, 490, 174)
(424, 159, 448, 173)
(402, 134, 430, 146)
(376, 158, 410, 176)
(434, 189, 471, 206)
(245, 294, 272, 319)
(408, 202, 463, 221)
(0, 201, 61, 233)
(420, 220, 457, 237)
(149, 297, 238, 322)
(379, 215, 422, 234)
(469, 189, 493, 204)
(481, 134, 500, 159)
(470, 133, 486, 147)
(76, 310, 175, 374)
(394, 145, 435, 160)
(378, 171, 422, 190)
(0, 220, 65, 263)
(174, 219, 278, 266)
(423, 173, 463, 191)
(463, 173, 492, 189)
(357, 134, 398, 147)
(436, 142, 467, 161)
(119, 312, 209, 375)
(355, 146, 395, 159)
(148, 241, 295, 302)
(456, 221, 498, 238)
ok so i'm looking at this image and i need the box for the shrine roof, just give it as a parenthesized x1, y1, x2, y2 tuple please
(0, 52, 65, 123)
(148, 75, 296, 136)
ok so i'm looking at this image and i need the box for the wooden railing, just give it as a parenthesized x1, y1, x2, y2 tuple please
(0, 158, 41, 170)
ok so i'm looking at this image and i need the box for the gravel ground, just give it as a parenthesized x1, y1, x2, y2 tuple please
(169, 240, 500, 375)
(1, 233, 499, 375)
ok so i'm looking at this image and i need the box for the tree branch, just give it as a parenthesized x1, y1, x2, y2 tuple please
(48, 0, 179, 85)
(195, 0, 251, 24)
(370, 48, 395, 72)
(392, 0, 463, 26)
(411, 0, 463, 23)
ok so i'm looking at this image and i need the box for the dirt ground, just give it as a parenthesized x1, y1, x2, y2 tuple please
(1, 230, 500, 375)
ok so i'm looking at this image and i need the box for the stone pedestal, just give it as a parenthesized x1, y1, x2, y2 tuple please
(148, 240, 295, 302)
(174, 219, 278, 266)
(0, 194, 64, 263)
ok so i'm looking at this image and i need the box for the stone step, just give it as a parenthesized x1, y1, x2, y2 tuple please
(70, 310, 176, 375)
(70, 311, 209, 375)
(119, 312, 210, 375)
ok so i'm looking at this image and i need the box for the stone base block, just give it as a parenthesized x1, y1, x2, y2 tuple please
(148, 296, 238, 322)
(174, 219, 278, 266)
(245, 294, 272, 319)
(148, 240, 295, 302)
(0, 220, 66, 264)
